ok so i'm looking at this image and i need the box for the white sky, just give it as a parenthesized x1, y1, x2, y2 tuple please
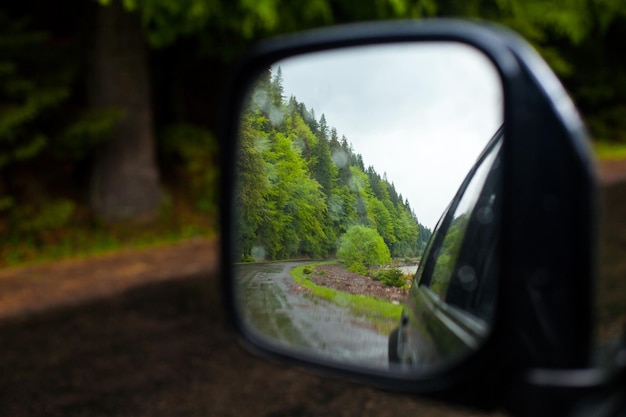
(272, 42, 503, 229)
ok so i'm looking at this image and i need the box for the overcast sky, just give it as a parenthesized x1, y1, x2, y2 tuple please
(272, 42, 503, 229)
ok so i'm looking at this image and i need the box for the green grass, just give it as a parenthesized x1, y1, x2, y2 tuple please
(594, 140, 626, 160)
(0, 203, 215, 268)
(291, 262, 402, 333)
(1, 227, 214, 268)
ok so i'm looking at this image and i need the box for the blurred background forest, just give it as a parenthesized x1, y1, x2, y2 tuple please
(1, 0, 625, 266)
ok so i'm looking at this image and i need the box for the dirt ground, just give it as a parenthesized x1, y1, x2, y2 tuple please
(0, 240, 499, 417)
(0, 160, 623, 417)
(596, 163, 626, 345)
(308, 263, 408, 303)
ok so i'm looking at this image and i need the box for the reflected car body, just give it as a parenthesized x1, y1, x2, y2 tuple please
(389, 126, 503, 368)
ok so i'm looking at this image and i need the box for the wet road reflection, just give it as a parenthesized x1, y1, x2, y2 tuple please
(235, 261, 389, 370)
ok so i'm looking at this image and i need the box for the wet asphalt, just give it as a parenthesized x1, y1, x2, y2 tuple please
(235, 261, 390, 370)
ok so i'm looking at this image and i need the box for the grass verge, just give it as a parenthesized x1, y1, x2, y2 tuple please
(291, 262, 402, 333)
(0, 204, 215, 268)
(594, 140, 626, 160)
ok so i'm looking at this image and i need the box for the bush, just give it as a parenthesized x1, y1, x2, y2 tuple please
(337, 225, 391, 275)
(374, 268, 406, 288)
(302, 266, 313, 274)
(8, 198, 76, 238)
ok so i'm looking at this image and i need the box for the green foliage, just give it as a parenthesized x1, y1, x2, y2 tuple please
(160, 124, 219, 214)
(0, 194, 215, 267)
(337, 225, 391, 275)
(594, 140, 626, 160)
(21, 199, 75, 232)
(0, 7, 110, 252)
(430, 0, 626, 141)
(98, 0, 332, 48)
(97, 0, 220, 47)
(19, 0, 626, 198)
(236, 76, 332, 260)
(236, 69, 427, 262)
(417, 223, 433, 254)
(373, 267, 406, 288)
(430, 214, 469, 298)
(57, 108, 124, 158)
(241, 254, 255, 262)
(3, 0, 625, 268)
(0, 12, 74, 170)
(1, 198, 76, 264)
(4, 199, 76, 248)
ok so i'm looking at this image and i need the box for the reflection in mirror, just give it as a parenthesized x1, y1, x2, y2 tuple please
(396, 133, 502, 368)
(232, 42, 503, 373)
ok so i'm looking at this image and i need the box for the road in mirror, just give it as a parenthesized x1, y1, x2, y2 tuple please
(232, 42, 503, 372)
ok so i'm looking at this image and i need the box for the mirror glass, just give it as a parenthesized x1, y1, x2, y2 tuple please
(232, 42, 503, 373)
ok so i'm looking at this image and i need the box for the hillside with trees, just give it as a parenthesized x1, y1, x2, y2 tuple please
(235, 69, 432, 262)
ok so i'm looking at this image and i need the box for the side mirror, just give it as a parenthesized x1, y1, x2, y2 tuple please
(220, 20, 622, 416)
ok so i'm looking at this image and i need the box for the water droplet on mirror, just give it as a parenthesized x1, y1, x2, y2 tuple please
(331, 150, 348, 168)
(477, 206, 493, 224)
(349, 175, 366, 193)
(328, 194, 345, 218)
(251, 246, 266, 262)
(252, 89, 269, 109)
(458, 265, 477, 292)
(253, 136, 269, 153)
(268, 106, 284, 126)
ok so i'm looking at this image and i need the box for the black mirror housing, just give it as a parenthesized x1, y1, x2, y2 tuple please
(220, 19, 601, 415)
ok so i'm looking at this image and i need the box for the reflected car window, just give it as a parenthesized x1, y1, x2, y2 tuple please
(390, 129, 503, 369)
(413, 205, 449, 287)
(420, 139, 502, 323)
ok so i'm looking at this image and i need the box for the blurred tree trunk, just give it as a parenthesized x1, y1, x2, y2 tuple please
(89, 1, 161, 222)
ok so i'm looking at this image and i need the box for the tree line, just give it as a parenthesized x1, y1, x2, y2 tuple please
(235, 69, 432, 262)
(1, 0, 625, 265)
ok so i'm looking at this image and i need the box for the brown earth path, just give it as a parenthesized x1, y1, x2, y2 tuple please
(598, 158, 626, 185)
(0, 237, 499, 417)
(0, 160, 624, 416)
(0, 239, 218, 320)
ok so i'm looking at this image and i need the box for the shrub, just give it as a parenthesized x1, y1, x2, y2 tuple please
(374, 268, 406, 288)
(337, 225, 391, 275)
(10, 198, 76, 236)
